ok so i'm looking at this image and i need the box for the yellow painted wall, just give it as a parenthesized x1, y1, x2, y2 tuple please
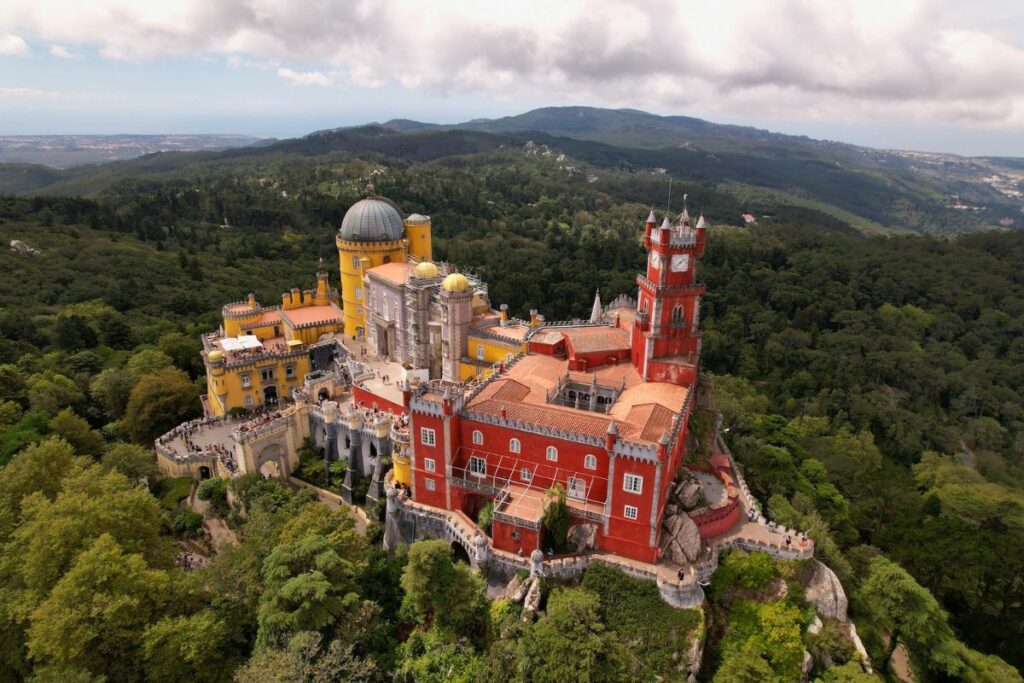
(205, 353, 311, 416)
(405, 220, 432, 262)
(336, 236, 407, 337)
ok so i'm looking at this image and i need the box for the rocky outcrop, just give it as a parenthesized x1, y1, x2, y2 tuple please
(804, 560, 848, 621)
(567, 523, 598, 553)
(670, 475, 703, 510)
(801, 651, 814, 682)
(522, 577, 542, 621)
(10, 240, 40, 256)
(505, 574, 529, 603)
(661, 511, 702, 564)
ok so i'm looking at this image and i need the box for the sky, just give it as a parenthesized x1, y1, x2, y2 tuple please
(1, 0, 1024, 156)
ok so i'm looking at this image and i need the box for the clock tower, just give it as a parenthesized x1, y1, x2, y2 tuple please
(631, 205, 707, 386)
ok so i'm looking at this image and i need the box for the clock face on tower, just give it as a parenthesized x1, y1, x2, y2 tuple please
(670, 254, 690, 272)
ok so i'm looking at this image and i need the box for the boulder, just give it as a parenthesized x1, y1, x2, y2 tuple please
(680, 481, 703, 509)
(804, 560, 848, 621)
(522, 577, 542, 621)
(505, 574, 528, 603)
(801, 651, 813, 682)
(567, 523, 598, 553)
(660, 512, 702, 564)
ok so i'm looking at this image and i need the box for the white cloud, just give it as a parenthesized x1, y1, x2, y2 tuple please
(49, 44, 76, 59)
(0, 0, 1023, 128)
(0, 33, 29, 56)
(277, 67, 332, 87)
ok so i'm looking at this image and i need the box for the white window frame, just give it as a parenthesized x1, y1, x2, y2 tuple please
(472, 430, 483, 445)
(546, 446, 558, 462)
(420, 427, 436, 447)
(424, 478, 436, 491)
(423, 458, 436, 473)
(352, 255, 361, 269)
(623, 505, 639, 520)
(241, 374, 252, 389)
(623, 473, 643, 494)
(584, 454, 597, 470)
(355, 286, 363, 301)
(520, 467, 533, 482)
(285, 364, 295, 379)
(469, 456, 486, 478)
(245, 395, 254, 406)
(509, 438, 521, 453)
(567, 476, 586, 500)
(476, 344, 484, 360)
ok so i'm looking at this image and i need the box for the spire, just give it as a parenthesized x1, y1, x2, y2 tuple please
(660, 216, 671, 230)
(646, 207, 656, 224)
(680, 193, 690, 224)
(590, 289, 603, 322)
(696, 214, 706, 229)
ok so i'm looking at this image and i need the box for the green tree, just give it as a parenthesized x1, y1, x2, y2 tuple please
(256, 533, 365, 648)
(122, 367, 199, 443)
(857, 556, 964, 677)
(142, 610, 239, 683)
(543, 484, 570, 552)
(47, 409, 103, 458)
(518, 588, 629, 682)
(158, 331, 203, 378)
(101, 443, 158, 481)
(89, 367, 134, 420)
(26, 372, 83, 417)
(400, 540, 488, 637)
(125, 349, 173, 381)
(27, 534, 171, 681)
(814, 661, 878, 682)
(197, 477, 229, 516)
(0, 437, 77, 541)
(234, 631, 375, 683)
(0, 364, 26, 403)
(52, 314, 97, 351)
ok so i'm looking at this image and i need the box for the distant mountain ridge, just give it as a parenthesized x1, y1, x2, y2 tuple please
(1, 106, 1022, 235)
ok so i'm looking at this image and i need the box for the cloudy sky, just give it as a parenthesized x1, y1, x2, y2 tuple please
(2, 0, 1023, 155)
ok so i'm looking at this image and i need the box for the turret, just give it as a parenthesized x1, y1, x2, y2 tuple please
(643, 208, 656, 249)
(315, 258, 331, 304)
(695, 214, 707, 256)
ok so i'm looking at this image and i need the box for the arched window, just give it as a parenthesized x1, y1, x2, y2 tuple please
(546, 446, 558, 462)
(472, 430, 483, 445)
(671, 305, 684, 326)
(509, 438, 521, 454)
(383, 255, 392, 264)
(584, 454, 597, 470)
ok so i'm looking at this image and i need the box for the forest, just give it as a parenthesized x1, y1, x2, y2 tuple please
(0, 144, 1022, 681)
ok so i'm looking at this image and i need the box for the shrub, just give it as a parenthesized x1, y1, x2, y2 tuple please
(196, 477, 228, 515)
(171, 509, 204, 538)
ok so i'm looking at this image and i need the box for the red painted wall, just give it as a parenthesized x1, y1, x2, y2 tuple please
(691, 498, 741, 539)
(353, 385, 405, 415)
(492, 518, 540, 556)
(409, 410, 448, 509)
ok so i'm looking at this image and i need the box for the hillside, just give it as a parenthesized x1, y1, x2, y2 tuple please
(2, 108, 1022, 235)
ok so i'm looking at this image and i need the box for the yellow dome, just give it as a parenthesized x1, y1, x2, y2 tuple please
(413, 261, 440, 279)
(442, 273, 470, 292)
(208, 350, 224, 363)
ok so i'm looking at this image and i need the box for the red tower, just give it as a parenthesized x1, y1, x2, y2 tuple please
(630, 207, 706, 386)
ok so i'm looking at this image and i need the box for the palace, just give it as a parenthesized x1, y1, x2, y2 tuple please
(159, 191, 812, 601)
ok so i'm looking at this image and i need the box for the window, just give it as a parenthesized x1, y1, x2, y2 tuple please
(623, 473, 644, 494)
(472, 430, 483, 445)
(352, 255, 361, 269)
(273, 325, 281, 336)
(355, 286, 362, 300)
(584, 454, 597, 470)
(568, 477, 586, 499)
(245, 395, 254, 406)
(546, 446, 558, 462)
(241, 374, 252, 389)
(285, 364, 295, 379)
(260, 368, 274, 382)
(509, 438, 521, 453)
(420, 428, 436, 446)
(520, 467, 533, 482)
(383, 301, 389, 319)
(423, 458, 436, 473)
(476, 344, 484, 360)
(424, 478, 436, 491)
(469, 456, 486, 477)
(671, 305, 684, 326)
(357, 305, 363, 315)
(624, 505, 639, 520)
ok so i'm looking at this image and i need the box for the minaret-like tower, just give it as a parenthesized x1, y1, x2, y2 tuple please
(630, 203, 707, 386)
(439, 273, 473, 383)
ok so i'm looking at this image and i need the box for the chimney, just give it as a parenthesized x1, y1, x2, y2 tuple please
(499, 303, 509, 326)
(529, 309, 539, 327)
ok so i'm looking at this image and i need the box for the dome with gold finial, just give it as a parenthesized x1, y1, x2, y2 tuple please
(412, 261, 440, 279)
(208, 350, 224, 363)
(441, 273, 470, 292)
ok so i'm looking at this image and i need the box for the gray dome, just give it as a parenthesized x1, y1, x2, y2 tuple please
(339, 197, 405, 242)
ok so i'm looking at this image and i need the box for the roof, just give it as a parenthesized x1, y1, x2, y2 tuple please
(464, 353, 689, 446)
(279, 303, 344, 328)
(241, 309, 282, 329)
(561, 326, 631, 354)
(339, 197, 405, 242)
(367, 262, 413, 286)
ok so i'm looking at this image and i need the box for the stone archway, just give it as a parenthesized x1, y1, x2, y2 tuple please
(451, 540, 471, 565)
(257, 443, 287, 480)
(263, 385, 278, 406)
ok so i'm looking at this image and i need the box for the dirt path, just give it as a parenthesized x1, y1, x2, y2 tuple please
(890, 643, 915, 682)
